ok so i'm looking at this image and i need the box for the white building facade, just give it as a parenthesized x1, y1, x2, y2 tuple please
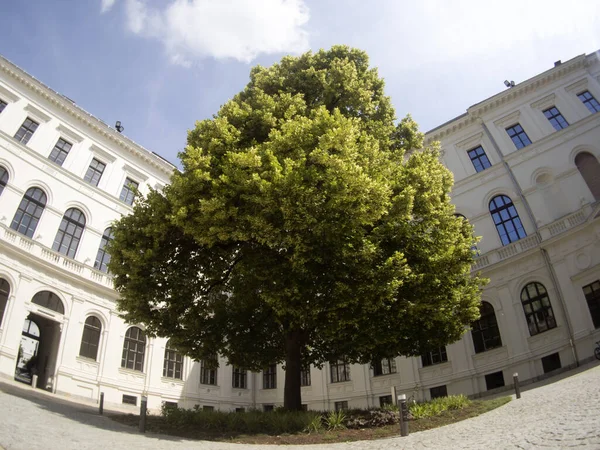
(0, 51, 599, 412)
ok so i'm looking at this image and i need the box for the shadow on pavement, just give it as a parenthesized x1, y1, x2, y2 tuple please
(0, 380, 184, 443)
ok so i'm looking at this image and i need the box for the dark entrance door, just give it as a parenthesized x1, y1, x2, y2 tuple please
(14, 318, 40, 384)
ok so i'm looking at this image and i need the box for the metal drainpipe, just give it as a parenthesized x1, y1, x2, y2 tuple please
(479, 119, 579, 366)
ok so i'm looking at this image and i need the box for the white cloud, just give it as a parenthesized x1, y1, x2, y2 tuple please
(100, 0, 116, 13)
(117, 0, 310, 65)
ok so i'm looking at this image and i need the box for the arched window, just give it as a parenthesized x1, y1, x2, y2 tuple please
(94, 227, 114, 273)
(0, 166, 8, 196)
(489, 195, 526, 246)
(521, 282, 556, 336)
(11, 187, 47, 238)
(0, 278, 10, 327)
(121, 327, 146, 372)
(575, 152, 600, 201)
(79, 316, 102, 360)
(52, 208, 86, 258)
(163, 340, 183, 379)
(471, 301, 502, 353)
(31, 291, 64, 314)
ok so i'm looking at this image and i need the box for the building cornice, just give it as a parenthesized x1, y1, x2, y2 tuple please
(425, 53, 596, 145)
(0, 55, 176, 177)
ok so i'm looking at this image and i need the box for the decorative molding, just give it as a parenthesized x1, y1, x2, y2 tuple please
(123, 163, 149, 182)
(455, 132, 484, 150)
(56, 124, 84, 144)
(564, 78, 588, 94)
(23, 103, 51, 123)
(89, 144, 117, 163)
(493, 110, 521, 128)
(530, 93, 556, 110)
(0, 84, 19, 103)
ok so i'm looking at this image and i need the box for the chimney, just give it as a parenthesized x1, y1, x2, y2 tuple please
(554, 60, 562, 67)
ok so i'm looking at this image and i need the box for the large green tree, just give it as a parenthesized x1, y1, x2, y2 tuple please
(109, 46, 483, 411)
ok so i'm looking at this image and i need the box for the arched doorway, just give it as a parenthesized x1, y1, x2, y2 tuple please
(14, 318, 41, 384)
(15, 291, 66, 388)
(575, 152, 600, 201)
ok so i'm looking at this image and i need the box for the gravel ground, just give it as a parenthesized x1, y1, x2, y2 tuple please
(1, 362, 600, 449)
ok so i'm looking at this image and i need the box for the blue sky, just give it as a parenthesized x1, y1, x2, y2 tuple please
(2, 0, 599, 167)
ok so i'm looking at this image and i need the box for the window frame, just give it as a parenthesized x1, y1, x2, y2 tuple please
(330, 359, 351, 383)
(489, 195, 527, 246)
(467, 145, 492, 173)
(79, 316, 102, 361)
(263, 364, 277, 389)
(10, 187, 47, 238)
(48, 137, 73, 166)
(372, 358, 397, 376)
(300, 367, 311, 387)
(119, 177, 139, 205)
(94, 227, 114, 273)
(232, 367, 247, 389)
(505, 123, 532, 149)
(521, 282, 557, 336)
(200, 355, 218, 385)
(84, 158, 106, 187)
(471, 301, 503, 354)
(542, 106, 569, 131)
(52, 208, 86, 259)
(121, 326, 146, 372)
(163, 341, 183, 380)
(578, 90, 600, 114)
(0, 166, 8, 196)
(582, 280, 600, 328)
(421, 347, 448, 367)
(14, 117, 39, 145)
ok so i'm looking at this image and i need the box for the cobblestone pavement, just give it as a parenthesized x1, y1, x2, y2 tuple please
(1, 362, 600, 450)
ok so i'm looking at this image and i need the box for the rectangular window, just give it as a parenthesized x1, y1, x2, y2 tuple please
(301, 367, 311, 386)
(330, 359, 351, 383)
(163, 348, 183, 379)
(485, 371, 505, 390)
(430, 385, 448, 399)
(120, 177, 139, 205)
(506, 123, 531, 149)
(122, 395, 137, 406)
(421, 347, 448, 367)
(163, 401, 178, 410)
(203, 405, 214, 412)
(582, 280, 600, 328)
(84, 158, 106, 187)
(235, 408, 245, 413)
(379, 395, 393, 408)
(541, 352, 561, 374)
(334, 401, 348, 411)
(578, 90, 600, 114)
(48, 138, 72, 166)
(373, 358, 397, 376)
(263, 404, 274, 412)
(0, 99, 6, 114)
(467, 145, 492, 173)
(14, 117, 39, 145)
(263, 364, 277, 389)
(543, 107, 569, 131)
(232, 367, 247, 389)
(200, 357, 217, 385)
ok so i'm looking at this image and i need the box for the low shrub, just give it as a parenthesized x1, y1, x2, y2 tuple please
(325, 410, 346, 430)
(409, 394, 471, 420)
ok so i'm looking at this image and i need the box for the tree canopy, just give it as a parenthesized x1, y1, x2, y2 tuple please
(109, 46, 484, 410)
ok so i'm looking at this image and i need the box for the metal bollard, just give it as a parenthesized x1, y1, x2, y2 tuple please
(99, 392, 104, 415)
(398, 394, 409, 437)
(31, 374, 38, 389)
(139, 395, 148, 433)
(513, 372, 521, 399)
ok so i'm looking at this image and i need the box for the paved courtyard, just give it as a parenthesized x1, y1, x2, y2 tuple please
(1, 362, 600, 450)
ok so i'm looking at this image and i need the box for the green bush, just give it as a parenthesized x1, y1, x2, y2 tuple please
(325, 410, 347, 430)
(409, 394, 471, 419)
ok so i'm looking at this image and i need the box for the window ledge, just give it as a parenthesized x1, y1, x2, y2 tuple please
(419, 361, 451, 371)
(118, 367, 145, 376)
(472, 345, 507, 361)
(372, 372, 398, 377)
(76, 356, 99, 365)
(161, 376, 184, 385)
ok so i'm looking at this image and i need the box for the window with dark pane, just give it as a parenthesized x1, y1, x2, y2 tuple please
(163, 341, 183, 379)
(489, 195, 526, 245)
(379, 395, 393, 407)
(505, 123, 531, 149)
(84, 158, 106, 187)
(335, 401, 349, 411)
(467, 145, 492, 172)
(0, 166, 8, 196)
(521, 282, 557, 336)
(10, 187, 47, 238)
(121, 326, 146, 372)
(0, 278, 10, 327)
(48, 138, 72, 166)
(578, 90, 600, 113)
(14, 117, 39, 145)
(430, 385, 448, 399)
(574, 152, 600, 201)
(94, 227, 114, 273)
(373, 358, 396, 376)
(582, 280, 600, 328)
(421, 347, 448, 367)
(543, 107, 569, 131)
(300, 367, 311, 386)
(200, 355, 218, 385)
(79, 316, 102, 360)
(485, 371, 505, 390)
(330, 359, 351, 383)
(120, 177, 139, 205)
(0, 99, 6, 113)
(471, 301, 502, 353)
(52, 208, 86, 258)
(263, 364, 277, 389)
(31, 291, 65, 314)
(122, 395, 137, 405)
(232, 367, 247, 389)
(541, 352, 561, 374)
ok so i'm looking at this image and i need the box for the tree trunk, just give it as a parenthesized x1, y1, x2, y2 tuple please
(283, 330, 303, 411)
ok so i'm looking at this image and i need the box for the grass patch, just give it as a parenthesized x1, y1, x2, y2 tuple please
(109, 396, 511, 445)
